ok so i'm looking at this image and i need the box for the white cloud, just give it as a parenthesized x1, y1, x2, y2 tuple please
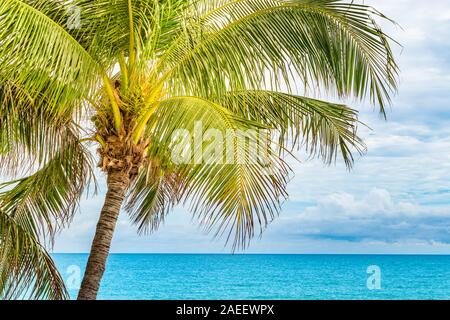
(302, 188, 448, 220)
(274, 188, 450, 243)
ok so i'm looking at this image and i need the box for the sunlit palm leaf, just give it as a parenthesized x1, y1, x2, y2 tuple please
(63, 0, 188, 64)
(133, 90, 364, 239)
(162, 0, 398, 113)
(141, 96, 290, 248)
(0, 0, 99, 108)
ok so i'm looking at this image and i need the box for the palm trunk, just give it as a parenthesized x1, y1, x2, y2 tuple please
(77, 170, 130, 300)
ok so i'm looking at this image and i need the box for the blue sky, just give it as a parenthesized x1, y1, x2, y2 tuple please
(55, 0, 450, 254)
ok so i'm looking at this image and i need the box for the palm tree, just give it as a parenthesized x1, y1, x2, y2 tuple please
(0, 0, 397, 300)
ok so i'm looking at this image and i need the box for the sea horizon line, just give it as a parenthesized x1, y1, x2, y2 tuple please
(51, 252, 450, 256)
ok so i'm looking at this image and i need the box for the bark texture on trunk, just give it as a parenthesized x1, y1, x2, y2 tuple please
(77, 170, 129, 300)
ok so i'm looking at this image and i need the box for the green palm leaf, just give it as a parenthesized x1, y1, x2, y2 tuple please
(139, 96, 290, 248)
(125, 163, 184, 234)
(0, 81, 84, 175)
(0, 141, 94, 299)
(162, 0, 398, 113)
(0, 0, 99, 108)
(216, 90, 366, 167)
(0, 210, 68, 300)
(132, 92, 364, 241)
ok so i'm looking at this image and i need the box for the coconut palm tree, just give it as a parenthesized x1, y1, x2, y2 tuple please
(0, 0, 397, 300)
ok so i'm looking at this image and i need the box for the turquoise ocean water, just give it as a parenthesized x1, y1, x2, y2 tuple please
(53, 254, 450, 300)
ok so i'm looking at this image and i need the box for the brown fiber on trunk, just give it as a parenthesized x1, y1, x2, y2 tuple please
(77, 170, 130, 300)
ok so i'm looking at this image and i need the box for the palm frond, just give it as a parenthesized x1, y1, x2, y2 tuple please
(0, 82, 79, 175)
(0, 81, 85, 176)
(216, 90, 366, 167)
(125, 161, 184, 234)
(0, 141, 95, 241)
(0, 209, 68, 300)
(183, 157, 291, 250)
(161, 0, 398, 113)
(64, 0, 188, 65)
(71, 0, 148, 61)
(0, 0, 100, 108)
(145, 96, 290, 249)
